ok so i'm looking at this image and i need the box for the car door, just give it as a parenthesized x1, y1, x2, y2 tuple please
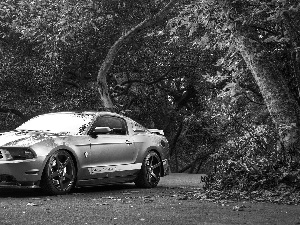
(88, 115, 139, 177)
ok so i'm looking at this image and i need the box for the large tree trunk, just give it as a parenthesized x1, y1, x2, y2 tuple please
(235, 35, 300, 154)
(97, 0, 181, 110)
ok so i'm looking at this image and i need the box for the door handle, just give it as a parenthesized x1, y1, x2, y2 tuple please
(125, 140, 133, 145)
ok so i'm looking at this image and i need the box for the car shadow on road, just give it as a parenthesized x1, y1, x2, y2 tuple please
(0, 188, 45, 198)
(0, 183, 139, 198)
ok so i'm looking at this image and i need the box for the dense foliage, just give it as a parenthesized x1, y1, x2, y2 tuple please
(171, 0, 300, 192)
(1, 0, 300, 195)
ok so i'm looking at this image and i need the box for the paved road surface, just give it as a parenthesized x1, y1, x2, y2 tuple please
(159, 173, 207, 188)
(1, 173, 299, 225)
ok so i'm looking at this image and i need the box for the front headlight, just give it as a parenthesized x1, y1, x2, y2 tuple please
(0, 148, 36, 161)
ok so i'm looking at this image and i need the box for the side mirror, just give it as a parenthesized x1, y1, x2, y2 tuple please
(148, 129, 164, 135)
(92, 127, 111, 135)
(133, 129, 145, 133)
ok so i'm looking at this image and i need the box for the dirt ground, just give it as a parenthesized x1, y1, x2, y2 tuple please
(0, 173, 299, 225)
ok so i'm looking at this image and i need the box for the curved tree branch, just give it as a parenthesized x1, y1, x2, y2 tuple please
(169, 120, 183, 157)
(178, 149, 215, 173)
(97, 0, 182, 110)
(0, 107, 29, 121)
(62, 79, 80, 88)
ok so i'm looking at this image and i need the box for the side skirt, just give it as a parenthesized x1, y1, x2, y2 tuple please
(76, 173, 138, 187)
(76, 163, 142, 187)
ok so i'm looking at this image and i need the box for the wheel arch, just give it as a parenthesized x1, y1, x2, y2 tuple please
(59, 148, 78, 172)
(40, 148, 79, 183)
(40, 148, 78, 195)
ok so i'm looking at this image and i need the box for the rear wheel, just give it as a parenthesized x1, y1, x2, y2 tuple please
(135, 151, 161, 188)
(41, 150, 76, 195)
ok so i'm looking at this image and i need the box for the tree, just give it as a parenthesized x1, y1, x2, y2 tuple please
(96, 0, 182, 110)
(1, 0, 185, 110)
(1, 0, 223, 173)
(235, 34, 300, 154)
(172, 0, 300, 156)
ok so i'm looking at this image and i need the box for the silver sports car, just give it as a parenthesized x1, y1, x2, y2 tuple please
(0, 111, 170, 195)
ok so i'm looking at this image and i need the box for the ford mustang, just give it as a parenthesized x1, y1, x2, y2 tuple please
(0, 111, 170, 195)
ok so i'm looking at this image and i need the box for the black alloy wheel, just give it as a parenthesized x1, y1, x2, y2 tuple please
(41, 150, 76, 195)
(135, 151, 161, 188)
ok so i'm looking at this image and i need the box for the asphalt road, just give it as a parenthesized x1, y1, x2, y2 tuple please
(0, 173, 299, 225)
(159, 173, 207, 188)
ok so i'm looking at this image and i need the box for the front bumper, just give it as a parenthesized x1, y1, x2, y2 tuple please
(0, 158, 43, 188)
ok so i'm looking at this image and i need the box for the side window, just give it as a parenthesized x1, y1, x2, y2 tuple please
(132, 122, 146, 133)
(93, 116, 127, 135)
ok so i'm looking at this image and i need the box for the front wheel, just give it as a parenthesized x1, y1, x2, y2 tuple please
(135, 151, 161, 188)
(41, 150, 76, 195)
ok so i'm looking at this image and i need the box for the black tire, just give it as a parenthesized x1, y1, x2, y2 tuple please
(135, 151, 161, 188)
(41, 150, 76, 195)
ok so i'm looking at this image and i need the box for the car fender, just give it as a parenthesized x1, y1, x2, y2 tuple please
(38, 144, 80, 176)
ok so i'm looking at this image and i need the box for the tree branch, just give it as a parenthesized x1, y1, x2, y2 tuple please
(0, 107, 29, 121)
(248, 24, 278, 36)
(62, 80, 80, 88)
(178, 150, 214, 173)
(121, 66, 177, 87)
(97, 0, 182, 110)
(169, 120, 183, 157)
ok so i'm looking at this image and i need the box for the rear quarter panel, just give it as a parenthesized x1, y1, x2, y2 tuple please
(125, 118, 169, 163)
(131, 133, 168, 164)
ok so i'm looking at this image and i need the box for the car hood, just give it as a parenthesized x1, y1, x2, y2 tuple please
(0, 131, 55, 147)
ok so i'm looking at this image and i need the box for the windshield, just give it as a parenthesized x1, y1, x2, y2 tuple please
(16, 113, 95, 135)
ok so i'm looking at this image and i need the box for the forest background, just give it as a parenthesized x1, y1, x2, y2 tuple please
(1, 0, 300, 196)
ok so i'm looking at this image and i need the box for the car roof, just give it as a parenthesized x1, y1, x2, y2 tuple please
(44, 111, 126, 118)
